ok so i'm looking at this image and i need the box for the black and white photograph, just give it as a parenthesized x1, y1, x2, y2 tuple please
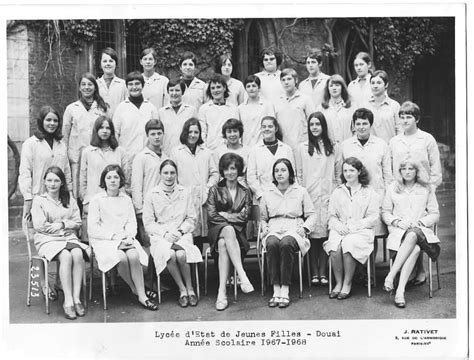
(2, 1, 468, 359)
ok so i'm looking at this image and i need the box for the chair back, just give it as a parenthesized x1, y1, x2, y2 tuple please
(249, 204, 260, 222)
(22, 218, 36, 261)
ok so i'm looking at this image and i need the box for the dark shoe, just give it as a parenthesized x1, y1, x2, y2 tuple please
(410, 276, 427, 287)
(268, 297, 280, 308)
(329, 290, 340, 299)
(63, 305, 77, 320)
(140, 298, 158, 311)
(337, 292, 352, 300)
(395, 294, 406, 308)
(178, 295, 189, 308)
(188, 294, 198, 307)
(278, 297, 290, 308)
(145, 288, 158, 300)
(74, 302, 86, 317)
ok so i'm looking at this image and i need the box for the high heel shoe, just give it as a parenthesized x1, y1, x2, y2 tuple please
(240, 281, 254, 294)
(394, 294, 406, 308)
(63, 305, 77, 320)
(383, 278, 394, 293)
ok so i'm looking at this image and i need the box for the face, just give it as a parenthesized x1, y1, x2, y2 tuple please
(225, 128, 241, 145)
(44, 172, 62, 194)
(305, 57, 321, 76)
(43, 112, 59, 134)
(343, 163, 360, 183)
(223, 162, 239, 182)
(245, 81, 259, 99)
(261, 119, 277, 141)
(168, 84, 183, 103)
(104, 170, 121, 192)
(180, 59, 195, 79)
(187, 124, 200, 146)
(221, 59, 233, 77)
(263, 54, 277, 73)
(281, 74, 296, 93)
(309, 117, 322, 138)
(97, 120, 111, 141)
(400, 113, 418, 133)
(79, 78, 95, 99)
(274, 162, 290, 184)
(210, 82, 225, 101)
(354, 58, 369, 78)
(400, 164, 417, 182)
(148, 129, 164, 148)
(140, 52, 157, 72)
(127, 80, 143, 97)
(354, 118, 372, 139)
(370, 75, 387, 96)
(101, 53, 116, 76)
(161, 164, 177, 186)
(328, 81, 342, 98)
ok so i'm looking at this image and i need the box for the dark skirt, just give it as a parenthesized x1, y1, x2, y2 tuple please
(207, 222, 249, 257)
(52, 242, 89, 262)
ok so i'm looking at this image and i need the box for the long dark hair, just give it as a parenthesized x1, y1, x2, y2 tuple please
(90, 116, 119, 149)
(307, 112, 334, 156)
(272, 158, 295, 186)
(341, 157, 370, 186)
(78, 72, 108, 113)
(44, 166, 70, 208)
(321, 74, 351, 109)
(179, 117, 204, 146)
(34, 105, 63, 141)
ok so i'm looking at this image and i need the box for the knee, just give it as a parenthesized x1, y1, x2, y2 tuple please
(221, 225, 236, 239)
(168, 250, 177, 263)
(266, 236, 279, 250)
(405, 231, 418, 244)
(59, 250, 73, 264)
(217, 238, 227, 253)
(117, 250, 128, 263)
(413, 244, 421, 255)
(71, 249, 84, 264)
(176, 250, 186, 263)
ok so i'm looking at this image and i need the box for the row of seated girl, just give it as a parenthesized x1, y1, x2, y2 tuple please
(29, 142, 440, 319)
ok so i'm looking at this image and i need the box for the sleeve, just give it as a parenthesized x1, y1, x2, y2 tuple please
(63, 199, 82, 231)
(381, 186, 399, 226)
(79, 148, 88, 201)
(265, 102, 276, 117)
(112, 106, 122, 142)
(162, 78, 170, 107)
(381, 142, 394, 188)
(294, 146, 304, 185)
(427, 135, 443, 188)
(302, 188, 317, 231)
(121, 148, 132, 196)
(151, 103, 159, 119)
(206, 151, 220, 191)
(197, 105, 208, 143)
(287, 147, 296, 171)
(259, 193, 269, 227)
(123, 197, 138, 238)
(87, 197, 114, 240)
(130, 153, 145, 213)
(305, 97, 316, 118)
(62, 106, 73, 150)
(142, 194, 168, 237)
(179, 189, 196, 234)
(394, 101, 402, 135)
(31, 197, 52, 233)
(225, 188, 252, 225)
(359, 189, 381, 229)
(327, 190, 344, 230)
(418, 190, 440, 227)
(247, 147, 263, 199)
(18, 139, 34, 200)
(120, 82, 128, 103)
(63, 154, 73, 193)
(237, 83, 246, 105)
(333, 145, 343, 186)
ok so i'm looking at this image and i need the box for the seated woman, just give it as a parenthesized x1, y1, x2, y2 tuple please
(143, 160, 202, 308)
(31, 166, 89, 320)
(207, 153, 254, 311)
(260, 158, 316, 308)
(382, 157, 440, 308)
(324, 157, 380, 300)
(87, 164, 157, 310)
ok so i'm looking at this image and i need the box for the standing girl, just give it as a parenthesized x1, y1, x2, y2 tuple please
(140, 48, 169, 110)
(347, 52, 373, 107)
(216, 54, 246, 106)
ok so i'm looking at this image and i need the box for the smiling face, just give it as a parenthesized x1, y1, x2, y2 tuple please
(44, 172, 62, 195)
(79, 77, 95, 100)
(104, 170, 121, 192)
(400, 163, 417, 183)
(245, 81, 259, 99)
(400, 113, 418, 133)
(210, 82, 225, 101)
(225, 128, 241, 146)
(140, 53, 157, 73)
(168, 84, 183, 104)
(370, 75, 387, 96)
(354, 58, 369, 78)
(274, 162, 290, 185)
(180, 58, 195, 79)
(263, 54, 277, 73)
(101, 53, 116, 77)
(328, 81, 342, 99)
(343, 163, 360, 184)
(160, 164, 177, 186)
(305, 57, 321, 77)
(97, 120, 111, 142)
(223, 161, 239, 182)
(281, 74, 296, 94)
(261, 119, 277, 141)
(309, 117, 322, 138)
(354, 118, 372, 140)
(148, 129, 164, 148)
(221, 59, 233, 77)
(43, 112, 59, 134)
(127, 79, 143, 98)
(187, 124, 200, 146)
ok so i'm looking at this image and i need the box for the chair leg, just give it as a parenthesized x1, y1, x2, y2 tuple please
(89, 253, 94, 301)
(305, 254, 311, 288)
(372, 252, 376, 288)
(367, 255, 372, 298)
(204, 251, 208, 296)
(234, 268, 237, 302)
(429, 258, 433, 298)
(383, 237, 387, 262)
(328, 256, 332, 295)
(157, 273, 162, 304)
(261, 252, 265, 296)
(82, 267, 87, 308)
(195, 264, 200, 300)
(43, 259, 50, 314)
(298, 252, 303, 299)
(102, 272, 107, 310)
(436, 259, 441, 290)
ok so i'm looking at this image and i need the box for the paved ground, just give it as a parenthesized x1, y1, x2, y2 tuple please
(8, 190, 456, 324)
